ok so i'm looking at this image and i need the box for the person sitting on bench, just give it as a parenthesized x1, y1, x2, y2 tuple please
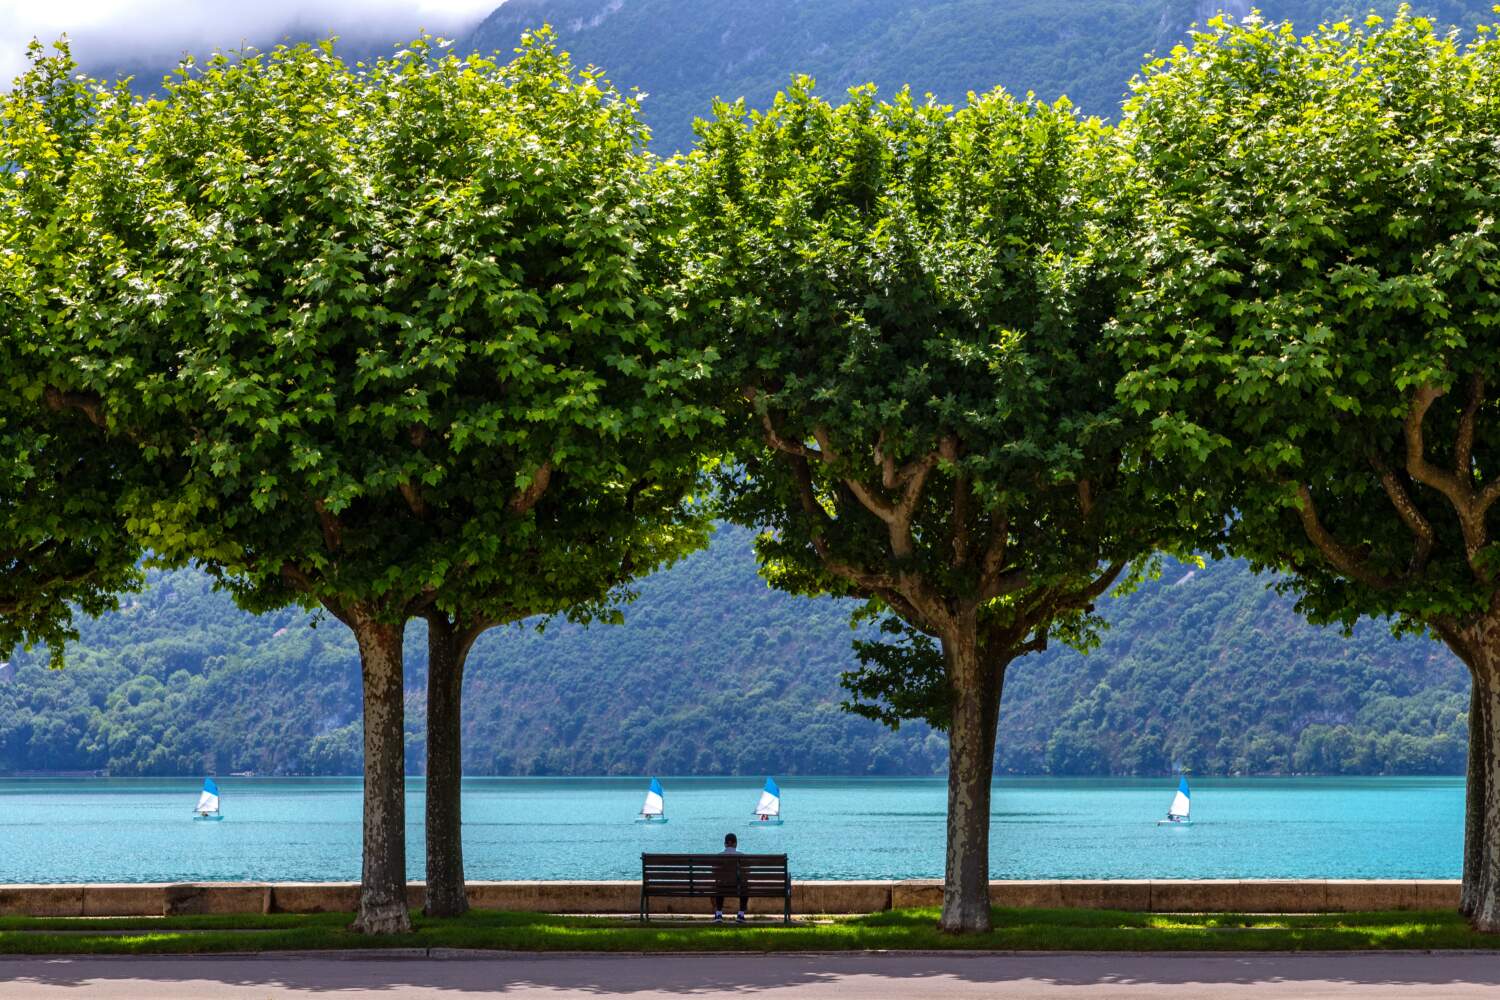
(713, 832, 747, 924)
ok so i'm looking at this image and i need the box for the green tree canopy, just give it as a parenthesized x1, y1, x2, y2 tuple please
(1116, 8, 1500, 931)
(679, 79, 1195, 932)
(1, 44, 141, 666)
(26, 32, 718, 932)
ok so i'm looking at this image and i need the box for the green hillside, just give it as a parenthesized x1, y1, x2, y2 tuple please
(0, 527, 1468, 777)
(464, 1, 1500, 151)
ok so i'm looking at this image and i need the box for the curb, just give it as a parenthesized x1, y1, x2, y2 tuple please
(3, 948, 1500, 961)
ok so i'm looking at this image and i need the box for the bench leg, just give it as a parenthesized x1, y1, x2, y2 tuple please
(640, 892, 648, 923)
(784, 896, 790, 924)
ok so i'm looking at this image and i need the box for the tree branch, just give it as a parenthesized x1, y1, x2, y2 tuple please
(820, 557, 901, 594)
(785, 454, 835, 549)
(1371, 456, 1433, 576)
(841, 477, 899, 524)
(43, 386, 107, 429)
(507, 461, 553, 515)
(1481, 479, 1500, 517)
(1456, 374, 1483, 483)
(971, 516, 1023, 601)
(402, 587, 438, 618)
(1292, 482, 1393, 590)
(316, 595, 356, 630)
(311, 499, 342, 553)
(874, 430, 897, 489)
(399, 481, 430, 519)
(452, 612, 494, 662)
(808, 425, 900, 526)
(951, 472, 972, 570)
(1405, 383, 1495, 569)
(1078, 560, 1127, 605)
(979, 518, 1009, 577)
(1405, 383, 1474, 512)
(1015, 632, 1049, 657)
(978, 566, 1031, 602)
(883, 452, 937, 561)
(279, 562, 311, 590)
(748, 389, 823, 462)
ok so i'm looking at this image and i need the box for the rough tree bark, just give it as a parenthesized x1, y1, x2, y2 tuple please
(345, 610, 412, 935)
(938, 615, 1007, 934)
(1444, 617, 1500, 932)
(390, 463, 547, 920)
(423, 611, 480, 918)
(1464, 684, 1491, 920)
(1472, 662, 1500, 932)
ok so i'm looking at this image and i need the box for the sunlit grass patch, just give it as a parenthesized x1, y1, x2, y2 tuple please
(0, 907, 1492, 955)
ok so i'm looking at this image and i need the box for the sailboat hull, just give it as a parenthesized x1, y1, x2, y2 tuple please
(194, 813, 224, 822)
(635, 815, 668, 824)
(1156, 819, 1191, 826)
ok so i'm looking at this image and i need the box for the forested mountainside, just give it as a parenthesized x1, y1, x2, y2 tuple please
(465, 1, 1500, 151)
(0, 527, 1468, 777)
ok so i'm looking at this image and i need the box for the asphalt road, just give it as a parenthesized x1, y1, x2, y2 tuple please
(2, 952, 1499, 998)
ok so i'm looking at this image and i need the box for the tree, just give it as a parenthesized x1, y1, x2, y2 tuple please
(416, 492, 708, 918)
(1115, 9, 1500, 930)
(680, 81, 1185, 932)
(322, 32, 715, 919)
(33, 33, 717, 932)
(1, 44, 141, 666)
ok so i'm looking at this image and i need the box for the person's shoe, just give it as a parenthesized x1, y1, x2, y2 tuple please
(713, 912, 723, 923)
(736, 913, 747, 924)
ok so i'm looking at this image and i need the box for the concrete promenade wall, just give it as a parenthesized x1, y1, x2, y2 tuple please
(0, 879, 1460, 917)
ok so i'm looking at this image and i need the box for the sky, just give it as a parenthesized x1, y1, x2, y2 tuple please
(0, 0, 504, 82)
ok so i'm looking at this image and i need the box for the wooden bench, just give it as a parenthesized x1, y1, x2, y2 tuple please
(640, 853, 791, 923)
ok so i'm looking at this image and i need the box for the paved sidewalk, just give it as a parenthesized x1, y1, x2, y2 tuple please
(2, 951, 1499, 997)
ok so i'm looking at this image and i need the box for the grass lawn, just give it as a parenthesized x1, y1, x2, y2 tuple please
(0, 908, 1494, 955)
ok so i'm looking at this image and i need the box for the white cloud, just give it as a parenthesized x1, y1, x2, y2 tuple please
(0, 0, 505, 84)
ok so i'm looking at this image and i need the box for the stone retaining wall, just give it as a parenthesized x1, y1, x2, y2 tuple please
(0, 879, 1461, 917)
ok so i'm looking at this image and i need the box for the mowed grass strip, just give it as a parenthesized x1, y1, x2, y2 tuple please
(0, 908, 1492, 955)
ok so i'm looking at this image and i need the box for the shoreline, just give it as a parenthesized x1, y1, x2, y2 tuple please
(0, 879, 1462, 918)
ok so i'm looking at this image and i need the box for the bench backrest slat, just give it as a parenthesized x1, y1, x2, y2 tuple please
(641, 853, 789, 896)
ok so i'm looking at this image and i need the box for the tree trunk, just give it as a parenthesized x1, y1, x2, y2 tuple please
(939, 616, 1006, 934)
(1463, 688, 1487, 920)
(348, 614, 412, 935)
(1465, 658, 1500, 931)
(1444, 615, 1500, 933)
(423, 612, 470, 918)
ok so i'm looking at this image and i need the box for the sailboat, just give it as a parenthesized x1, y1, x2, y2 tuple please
(636, 777, 667, 824)
(751, 776, 784, 826)
(193, 777, 224, 822)
(1157, 776, 1191, 826)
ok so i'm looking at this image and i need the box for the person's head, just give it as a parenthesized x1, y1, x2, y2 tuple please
(724, 832, 737, 849)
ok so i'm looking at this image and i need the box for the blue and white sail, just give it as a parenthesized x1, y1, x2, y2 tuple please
(1167, 777, 1190, 821)
(195, 777, 221, 817)
(754, 777, 781, 818)
(639, 777, 665, 820)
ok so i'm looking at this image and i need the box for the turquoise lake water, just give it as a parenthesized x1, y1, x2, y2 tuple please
(0, 776, 1463, 884)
